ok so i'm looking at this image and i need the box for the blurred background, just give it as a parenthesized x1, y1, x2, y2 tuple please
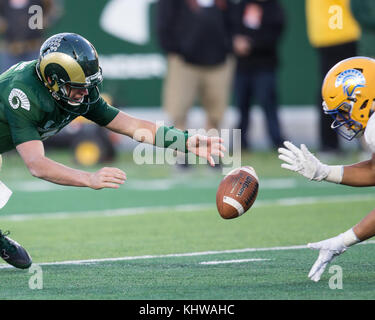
(0, 0, 369, 165)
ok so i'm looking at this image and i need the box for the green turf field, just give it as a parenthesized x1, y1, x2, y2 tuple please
(0, 150, 374, 300)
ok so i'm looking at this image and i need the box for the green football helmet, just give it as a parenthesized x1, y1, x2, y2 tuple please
(36, 33, 103, 114)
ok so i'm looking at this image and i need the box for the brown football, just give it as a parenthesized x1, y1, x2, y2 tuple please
(216, 166, 259, 219)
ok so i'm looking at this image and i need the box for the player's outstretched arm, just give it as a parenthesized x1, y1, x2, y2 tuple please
(16, 140, 126, 190)
(278, 141, 375, 186)
(106, 111, 226, 166)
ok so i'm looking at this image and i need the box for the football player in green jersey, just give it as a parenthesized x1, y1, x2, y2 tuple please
(0, 33, 226, 269)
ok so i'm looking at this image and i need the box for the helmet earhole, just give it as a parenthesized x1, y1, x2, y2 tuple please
(359, 99, 369, 110)
(48, 74, 57, 86)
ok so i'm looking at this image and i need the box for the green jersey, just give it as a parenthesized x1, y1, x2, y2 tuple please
(0, 60, 120, 154)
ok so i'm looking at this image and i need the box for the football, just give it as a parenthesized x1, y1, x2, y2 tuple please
(216, 166, 259, 219)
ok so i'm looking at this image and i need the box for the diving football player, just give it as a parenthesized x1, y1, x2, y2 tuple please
(0, 33, 225, 269)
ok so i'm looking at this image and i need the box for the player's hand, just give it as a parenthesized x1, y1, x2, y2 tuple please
(187, 134, 226, 167)
(278, 141, 329, 181)
(307, 234, 347, 282)
(89, 167, 127, 189)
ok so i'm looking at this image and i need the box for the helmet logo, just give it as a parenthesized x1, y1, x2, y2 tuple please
(8, 89, 30, 111)
(41, 34, 64, 57)
(335, 69, 365, 97)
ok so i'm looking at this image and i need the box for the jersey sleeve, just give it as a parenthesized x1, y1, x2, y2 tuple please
(3, 84, 43, 146)
(84, 96, 120, 126)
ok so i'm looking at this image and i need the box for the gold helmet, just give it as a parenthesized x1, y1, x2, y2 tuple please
(322, 56, 375, 140)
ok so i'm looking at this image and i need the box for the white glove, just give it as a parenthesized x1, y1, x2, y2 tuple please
(278, 141, 330, 181)
(307, 229, 359, 282)
(307, 234, 347, 282)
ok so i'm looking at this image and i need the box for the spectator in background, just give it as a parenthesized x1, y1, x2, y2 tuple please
(305, 0, 360, 156)
(351, 0, 375, 57)
(231, 0, 285, 151)
(156, 0, 234, 167)
(0, 0, 62, 73)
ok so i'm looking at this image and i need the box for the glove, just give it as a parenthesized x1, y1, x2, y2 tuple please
(278, 141, 330, 181)
(307, 234, 347, 282)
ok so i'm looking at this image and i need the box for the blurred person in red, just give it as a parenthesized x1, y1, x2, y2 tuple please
(230, 0, 285, 151)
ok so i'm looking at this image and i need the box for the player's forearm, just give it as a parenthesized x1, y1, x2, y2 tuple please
(133, 119, 158, 145)
(106, 111, 157, 144)
(26, 156, 91, 187)
(341, 160, 375, 186)
(353, 208, 375, 241)
(106, 111, 191, 152)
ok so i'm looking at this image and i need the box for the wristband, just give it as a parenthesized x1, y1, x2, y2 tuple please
(325, 165, 344, 184)
(155, 125, 190, 153)
(342, 228, 360, 247)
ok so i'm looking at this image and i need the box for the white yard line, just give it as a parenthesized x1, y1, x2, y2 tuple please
(0, 203, 214, 221)
(200, 258, 271, 265)
(0, 193, 374, 221)
(0, 241, 374, 269)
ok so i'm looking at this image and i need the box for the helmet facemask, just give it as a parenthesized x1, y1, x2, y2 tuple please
(48, 68, 103, 115)
(323, 98, 365, 141)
